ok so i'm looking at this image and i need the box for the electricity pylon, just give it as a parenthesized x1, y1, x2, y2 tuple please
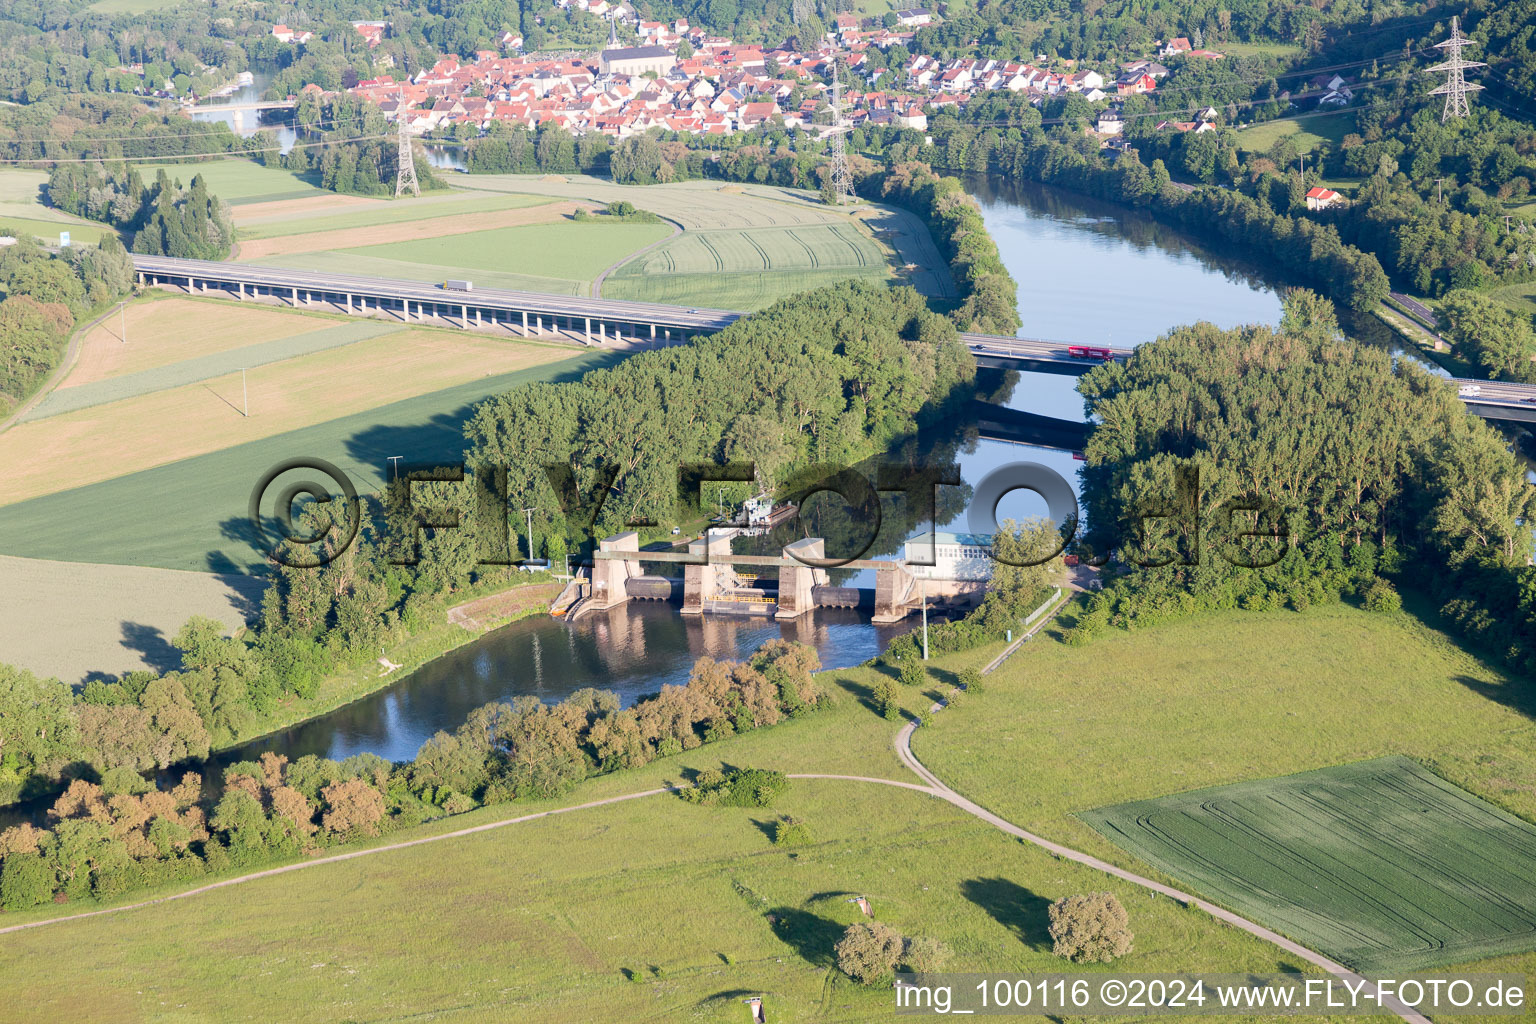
(394, 92, 420, 197)
(1427, 16, 1485, 122)
(827, 56, 853, 204)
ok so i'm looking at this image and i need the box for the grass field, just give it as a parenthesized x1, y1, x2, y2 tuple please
(0, 324, 575, 506)
(461, 175, 955, 307)
(0, 554, 263, 683)
(1082, 756, 1536, 972)
(25, 320, 404, 421)
(233, 191, 550, 240)
(0, 346, 620, 572)
(0, 691, 1327, 1023)
(1235, 111, 1357, 156)
(59, 296, 374, 387)
(129, 160, 326, 205)
(1491, 281, 1536, 319)
(234, 200, 576, 260)
(0, 169, 115, 242)
(8, 596, 1536, 1016)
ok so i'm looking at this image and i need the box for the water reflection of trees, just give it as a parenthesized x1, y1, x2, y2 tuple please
(967, 175, 1286, 300)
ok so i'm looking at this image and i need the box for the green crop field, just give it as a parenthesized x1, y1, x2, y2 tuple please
(458, 174, 955, 306)
(234, 191, 548, 239)
(602, 266, 892, 309)
(130, 160, 325, 205)
(0, 348, 621, 573)
(1082, 757, 1536, 972)
(247, 219, 671, 295)
(337, 219, 671, 280)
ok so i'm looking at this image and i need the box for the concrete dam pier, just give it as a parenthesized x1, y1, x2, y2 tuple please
(565, 532, 964, 623)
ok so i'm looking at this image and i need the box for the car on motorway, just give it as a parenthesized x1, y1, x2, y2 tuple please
(1458, 384, 1481, 397)
(1522, 397, 1536, 405)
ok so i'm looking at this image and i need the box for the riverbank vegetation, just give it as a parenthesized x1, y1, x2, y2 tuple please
(1065, 290, 1536, 676)
(0, 639, 823, 910)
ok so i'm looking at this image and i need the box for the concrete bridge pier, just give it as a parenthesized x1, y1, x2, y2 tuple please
(775, 538, 828, 619)
(681, 533, 734, 615)
(872, 561, 921, 623)
(588, 532, 642, 612)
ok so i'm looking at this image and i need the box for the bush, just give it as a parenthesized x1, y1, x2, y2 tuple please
(899, 658, 928, 687)
(773, 815, 815, 847)
(1048, 892, 1133, 963)
(835, 920, 905, 984)
(1363, 578, 1402, 613)
(682, 767, 789, 807)
(0, 854, 54, 910)
(875, 680, 901, 721)
(957, 667, 983, 694)
(901, 935, 953, 974)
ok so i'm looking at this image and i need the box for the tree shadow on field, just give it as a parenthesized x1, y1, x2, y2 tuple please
(766, 907, 845, 967)
(834, 677, 883, 716)
(340, 351, 628, 472)
(962, 877, 1054, 950)
(1452, 674, 1536, 720)
(120, 621, 182, 673)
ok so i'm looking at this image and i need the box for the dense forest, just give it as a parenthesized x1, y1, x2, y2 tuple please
(1067, 289, 1536, 676)
(465, 280, 977, 549)
(0, 234, 134, 415)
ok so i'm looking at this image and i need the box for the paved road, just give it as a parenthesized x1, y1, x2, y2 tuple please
(1390, 291, 1438, 327)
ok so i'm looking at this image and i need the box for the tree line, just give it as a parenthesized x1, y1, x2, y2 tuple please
(1063, 289, 1536, 677)
(47, 165, 234, 259)
(0, 639, 823, 910)
(0, 234, 134, 416)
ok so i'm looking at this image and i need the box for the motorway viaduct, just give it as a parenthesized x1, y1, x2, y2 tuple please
(130, 254, 1536, 422)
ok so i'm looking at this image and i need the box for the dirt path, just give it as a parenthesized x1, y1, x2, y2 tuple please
(591, 215, 682, 298)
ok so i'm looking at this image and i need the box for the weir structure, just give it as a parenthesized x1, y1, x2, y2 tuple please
(573, 533, 939, 622)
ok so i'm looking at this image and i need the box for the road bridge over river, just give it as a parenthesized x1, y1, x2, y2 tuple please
(130, 255, 1536, 420)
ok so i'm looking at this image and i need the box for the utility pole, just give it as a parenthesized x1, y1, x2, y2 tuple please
(119, 302, 126, 344)
(522, 506, 536, 562)
(387, 455, 403, 481)
(394, 89, 420, 197)
(1436, 177, 1445, 204)
(920, 575, 929, 660)
(1427, 16, 1486, 122)
(241, 368, 248, 417)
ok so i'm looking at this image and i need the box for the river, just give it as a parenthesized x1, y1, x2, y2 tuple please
(186, 70, 297, 155)
(218, 174, 1286, 769)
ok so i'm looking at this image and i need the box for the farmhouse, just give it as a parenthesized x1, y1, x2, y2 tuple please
(1305, 186, 1344, 210)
